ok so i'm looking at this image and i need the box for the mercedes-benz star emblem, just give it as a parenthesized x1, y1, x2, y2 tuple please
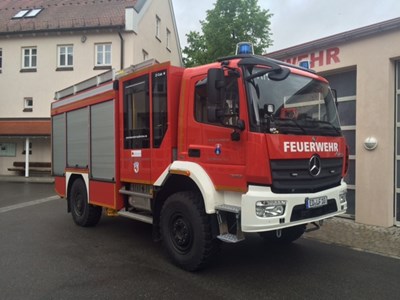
(309, 155, 321, 177)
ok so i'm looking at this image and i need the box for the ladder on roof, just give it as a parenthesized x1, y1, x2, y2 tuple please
(54, 59, 158, 101)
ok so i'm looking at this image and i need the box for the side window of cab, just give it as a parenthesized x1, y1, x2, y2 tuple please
(194, 74, 239, 127)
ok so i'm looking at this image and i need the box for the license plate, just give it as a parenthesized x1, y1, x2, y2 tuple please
(305, 196, 328, 209)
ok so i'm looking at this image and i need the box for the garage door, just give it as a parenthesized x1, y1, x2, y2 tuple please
(325, 70, 356, 217)
(395, 62, 400, 225)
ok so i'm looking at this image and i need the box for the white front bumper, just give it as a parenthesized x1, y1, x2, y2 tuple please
(241, 181, 347, 232)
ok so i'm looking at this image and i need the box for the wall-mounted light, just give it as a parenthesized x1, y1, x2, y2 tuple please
(364, 136, 378, 151)
(81, 35, 87, 43)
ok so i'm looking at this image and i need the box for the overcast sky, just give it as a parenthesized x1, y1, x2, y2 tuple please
(171, 0, 400, 53)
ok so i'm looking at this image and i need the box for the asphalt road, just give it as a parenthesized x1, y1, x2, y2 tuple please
(1, 182, 400, 299)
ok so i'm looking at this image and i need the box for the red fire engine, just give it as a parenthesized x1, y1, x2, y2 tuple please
(51, 47, 348, 271)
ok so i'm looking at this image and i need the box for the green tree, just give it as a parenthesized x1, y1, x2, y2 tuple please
(182, 0, 273, 67)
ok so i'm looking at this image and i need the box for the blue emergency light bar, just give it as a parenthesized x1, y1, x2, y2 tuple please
(236, 42, 254, 55)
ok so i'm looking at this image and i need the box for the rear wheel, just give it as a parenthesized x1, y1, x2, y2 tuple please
(160, 191, 219, 271)
(70, 178, 102, 227)
(259, 225, 306, 244)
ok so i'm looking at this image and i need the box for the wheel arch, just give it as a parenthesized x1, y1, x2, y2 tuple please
(154, 161, 223, 214)
(151, 162, 222, 242)
(66, 172, 89, 213)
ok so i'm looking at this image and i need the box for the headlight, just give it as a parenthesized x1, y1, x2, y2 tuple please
(339, 192, 347, 203)
(339, 192, 347, 211)
(256, 200, 286, 218)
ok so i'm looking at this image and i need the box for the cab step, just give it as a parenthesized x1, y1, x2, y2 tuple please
(217, 233, 243, 243)
(215, 204, 244, 243)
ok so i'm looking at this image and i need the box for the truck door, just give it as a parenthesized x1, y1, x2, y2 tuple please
(188, 72, 247, 191)
(121, 74, 152, 184)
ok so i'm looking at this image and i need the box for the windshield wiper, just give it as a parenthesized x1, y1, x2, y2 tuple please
(245, 67, 290, 82)
(275, 118, 308, 134)
(312, 120, 341, 135)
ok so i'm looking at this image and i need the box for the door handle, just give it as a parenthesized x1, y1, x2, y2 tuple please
(188, 148, 201, 158)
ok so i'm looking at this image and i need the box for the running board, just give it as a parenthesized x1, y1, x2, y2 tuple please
(119, 187, 152, 199)
(118, 211, 153, 224)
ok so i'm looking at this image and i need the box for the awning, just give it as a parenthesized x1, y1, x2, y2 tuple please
(0, 119, 51, 136)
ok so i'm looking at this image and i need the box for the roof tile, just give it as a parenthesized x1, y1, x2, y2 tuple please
(0, 0, 138, 33)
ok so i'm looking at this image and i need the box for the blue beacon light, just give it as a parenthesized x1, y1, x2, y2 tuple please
(299, 60, 311, 69)
(236, 42, 254, 55)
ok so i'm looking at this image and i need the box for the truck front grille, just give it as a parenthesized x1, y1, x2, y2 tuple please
(270, 158, 343, 193)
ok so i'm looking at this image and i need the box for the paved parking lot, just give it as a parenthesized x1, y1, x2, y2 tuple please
(1, 181, 400, 299)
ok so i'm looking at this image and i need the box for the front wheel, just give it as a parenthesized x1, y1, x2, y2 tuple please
(70, 178, 102, 227)
(160, 191, 219, 271)
(259, 225, 306, 244)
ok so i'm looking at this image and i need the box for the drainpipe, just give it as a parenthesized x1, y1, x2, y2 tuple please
(25, 137, 29, 177)
(118, 31, 124, 69)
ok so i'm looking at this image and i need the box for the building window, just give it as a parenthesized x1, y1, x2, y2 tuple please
(142, 49, 149, 61)
(21, 47, 37, 71)
(23, 97, 33, 112)
(0, 143, 16, 157)
(166, 28, 171, 51)
(12, 8, 43, 19)
(58, 45, 73, 69)
(155, 16, 161, 41)
(95, 44, 111, 67)
(25, 8, 43, 18)
(13, 9, 30, 19)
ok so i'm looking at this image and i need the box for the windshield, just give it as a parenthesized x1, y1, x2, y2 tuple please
(245, 67, 341, 136)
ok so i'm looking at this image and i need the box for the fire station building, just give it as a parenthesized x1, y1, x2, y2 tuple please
(267, 17, 400, 227)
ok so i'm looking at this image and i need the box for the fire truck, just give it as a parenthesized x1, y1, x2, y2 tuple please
(51, 45, 348, 271)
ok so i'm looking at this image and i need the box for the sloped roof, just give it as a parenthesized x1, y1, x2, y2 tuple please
(267, 17, 400, 60)
(0, 0, 139, 34)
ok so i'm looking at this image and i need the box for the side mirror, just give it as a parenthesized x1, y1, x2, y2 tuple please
(331, 89, 338, 107)
(264, 104, 275, 116)
(231, 119, 245, 141)
(236, 119, 245, 131)
(207, 68, 225, 107)
(268, 67, 290, 81)
(207, 105, 224, 123)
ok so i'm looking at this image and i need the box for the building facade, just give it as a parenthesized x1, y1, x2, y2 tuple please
(0, 0, 182, 177)
(267, 18, 400, 227)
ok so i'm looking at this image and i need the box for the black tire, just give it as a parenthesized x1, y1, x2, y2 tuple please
(70, 178, 102, 227)
(259, 225, 306, 244)
(160, 191, 219, 271)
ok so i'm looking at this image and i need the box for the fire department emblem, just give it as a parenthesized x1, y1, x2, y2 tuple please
(215, 144, 222, 155)
(133, 162, 140, 174)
